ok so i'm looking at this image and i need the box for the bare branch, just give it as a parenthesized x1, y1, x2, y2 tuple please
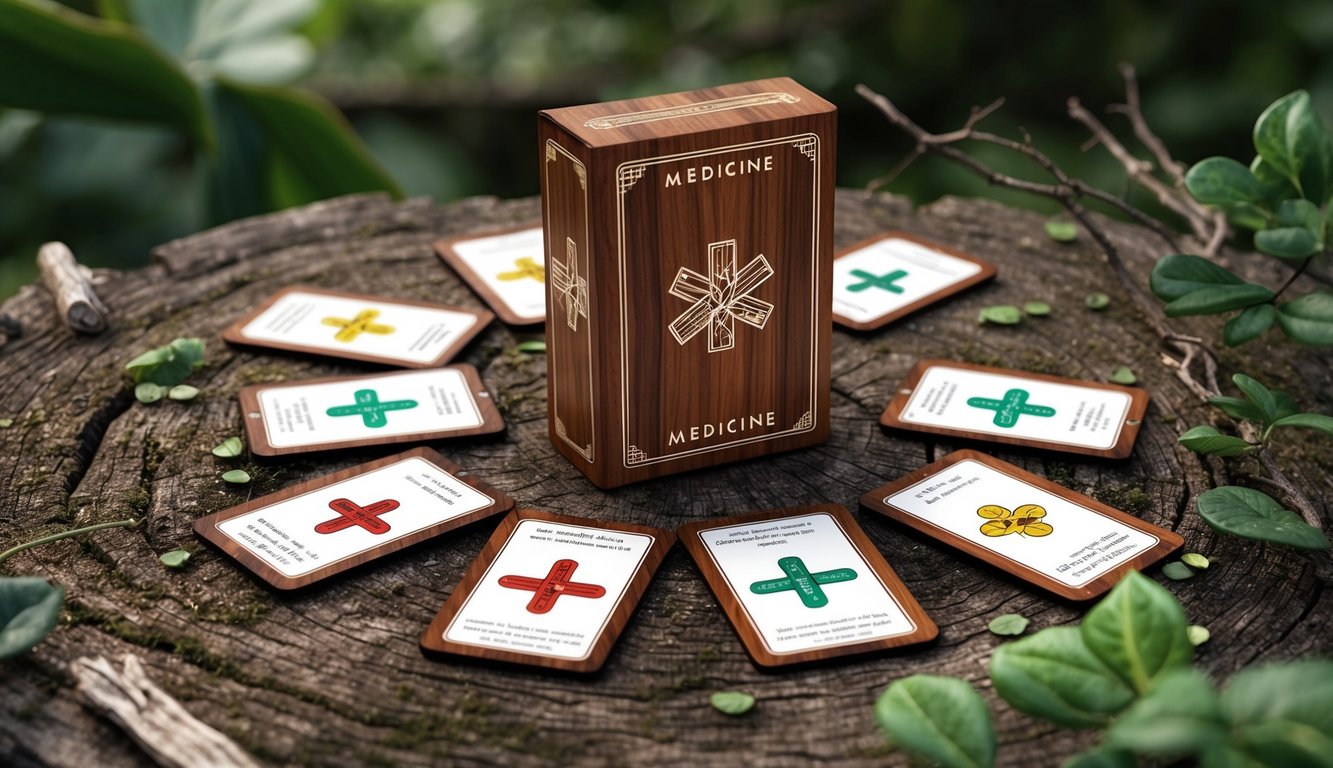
(1110, 63, 1188, 185)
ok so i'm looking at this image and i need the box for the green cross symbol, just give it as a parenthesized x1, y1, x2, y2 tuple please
(325, 388, 418, 429)
(966, 388, 1056, 428)
(748, 556, 858, 609)
(847, 269, 908, 294)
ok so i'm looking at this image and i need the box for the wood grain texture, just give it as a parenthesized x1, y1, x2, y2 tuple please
(677, 504, 938, 667)
(237, 363, 504, 456)
(194, 447, 515, 591)
(881, 359, 1151, 459)
(221, 286, 494, 369)
(1, 190, 1330, 767)
(832, 231, 997, 331)
(420, 508, 675, 672)
(861, 450, 1183, 601)
(540, 78, 837, 487)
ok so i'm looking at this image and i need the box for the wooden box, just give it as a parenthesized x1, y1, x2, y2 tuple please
(538, 78, 836, 488)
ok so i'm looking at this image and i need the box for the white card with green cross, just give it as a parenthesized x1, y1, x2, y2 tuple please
(231, 289, 487, 367)
(698, 511, 918, 655)
(832, 235, 989, 327)
(256, 368, 488, 450)
(900, 364, 1133, 450)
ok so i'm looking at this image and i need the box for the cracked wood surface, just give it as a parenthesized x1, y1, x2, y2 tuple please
(1, 191, 1330, 767)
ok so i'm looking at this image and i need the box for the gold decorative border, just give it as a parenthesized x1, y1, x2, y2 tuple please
(585, 92, 800, 130)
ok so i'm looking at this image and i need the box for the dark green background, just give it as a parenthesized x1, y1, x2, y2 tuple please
(3, 0, 1331, 297)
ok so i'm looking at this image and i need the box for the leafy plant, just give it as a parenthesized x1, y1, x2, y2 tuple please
(0, 0, 399, 224)
(1176, 374, 1331, 550)
(1150, 90, 1333, 347)
(125, 337, 206, 386)
(874, 572, 1333, 767)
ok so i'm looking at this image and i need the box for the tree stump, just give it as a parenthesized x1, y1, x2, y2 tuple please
(1, 191, 1329, 767)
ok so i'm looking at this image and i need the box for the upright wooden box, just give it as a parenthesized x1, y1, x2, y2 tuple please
(539, 77, 835, 488)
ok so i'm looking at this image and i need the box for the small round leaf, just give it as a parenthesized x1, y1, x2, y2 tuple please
(159, 549, 191, 569)
(1108, 366, 1136, 385)
(221, 469, 251, 484)
(709, 691, 755, 715)
(1085, 293, 1110, 310)
(168, 385, 199, 401)
(1186, 625, 1210, 647)
(987, 614, 1029, 636)
(1023, 301, 1051, 317)
(135, 382, 165, 403)
(1181, 553, 1210, 570)
(1044, 219, 1078, 242)
(978, 305, 1023, 325)
(1162, 561, 1194, 581)
(211, 437, 244, 458)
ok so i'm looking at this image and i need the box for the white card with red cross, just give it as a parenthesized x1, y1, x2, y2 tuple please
(222, 286, 492, 368)
(193, 448, 514, 589)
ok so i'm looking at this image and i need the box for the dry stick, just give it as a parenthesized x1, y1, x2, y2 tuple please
(855, 82, 1327, 534)
(1110, 63, 1188, 184)
(36, 241, 109, 334)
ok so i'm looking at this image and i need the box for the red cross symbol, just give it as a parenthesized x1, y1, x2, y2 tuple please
(497, 559, 606, 614)
(314, 497, 400, 535)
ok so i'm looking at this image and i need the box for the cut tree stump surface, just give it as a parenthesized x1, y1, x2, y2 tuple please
(1, 191, 1329, 767)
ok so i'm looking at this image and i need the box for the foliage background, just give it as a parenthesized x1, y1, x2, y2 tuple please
(2, 0, 1331, 298)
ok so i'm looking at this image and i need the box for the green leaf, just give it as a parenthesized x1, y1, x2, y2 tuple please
(159, 549, 191, 569)
(1023, 301, 1052, 317)
(1222, 202, 1271, 231)
(987, 614, 1029, 636)
(1255, 227, 1320, 261)
(1233, 374, 1278, 423)
(1185, 157, 1266, 205)
(0, 0, 209, 145)
(517, 340, 547, 354)
(874, 675, 995, 768)
(1268, 412, 1333, 438)
(125, 337, 206, 386)
(1223, 661, 1333, 768)
(1274, 199, 1322, 235)
(709, 691, 755, 715)
(1272, 391, 1301, 421)
(202, 81, 270, 222)
(1162, 561, 1195, 581)
(989, 627, 1135, 729)
(978, 305, 1022, 325)
(1224, 305, 1277, 347)
(1150, 254, 1248, 301)
(1276, 292, 1333, 346)
(211, 436, 244, 458)
(1084, 292, 1110, 310)
(1062, 747, 1137, 768)
(0, 577, 64, 660)
(134, 382, 165, 404)
(1187, 625, 1211, 646)
(1253, 90, 1332, 201)
(1196, 486, 1330, 551)
(1208, 396, 1266, 423)
(218, 79, 401, 207)
(1164, 285, 1275, 317)
(221, 469, 251, 484)
(167, 385, 199, 401)
(1251, 156, 1300, 206)
(1181, 553, 1210, 570)
(1080, 571, 1193, 694)
(1108, 366, 1136, 385)
(1178, 426, 1255, 457)
(1106, 668, 1226, 757)
(1045, 219, 1078, 242)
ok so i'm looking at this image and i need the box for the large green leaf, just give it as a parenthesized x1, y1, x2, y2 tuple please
(1178, 426, 1255, 457)
(1255, 227, 1321, 261)
(1164, 285, 1274, 317)
(1150, 254, 1249, 301)
(1224, 304, 1277, 346)
(0, 0, 208, 145)
(874, 675, 995, 768)
(1208, 396, 1267, 424)
(1276, 292, 1333, 346)
(1268, 412, 1333, 438)
(202, 82, 267, 223)
(1185, 157, 1266, 205)
(1080, 571, 1193, 695)
(1221, 660, 1333, 734)
(219, 79, 402, 207)
(1106, 668, 1226, 758)
(989, 627, 1136, 729)
(1062, 748, 1136, 768)
(1275, 199, 1323, 234)
(1253, 90, 1333, 203)
(1196, 486, 1329, 550)
(1250, 156, 1300, 206)
(1232, 373, 1278, 423)
(0, 577, 64, 660)
(1233, 720, 1333, 768)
